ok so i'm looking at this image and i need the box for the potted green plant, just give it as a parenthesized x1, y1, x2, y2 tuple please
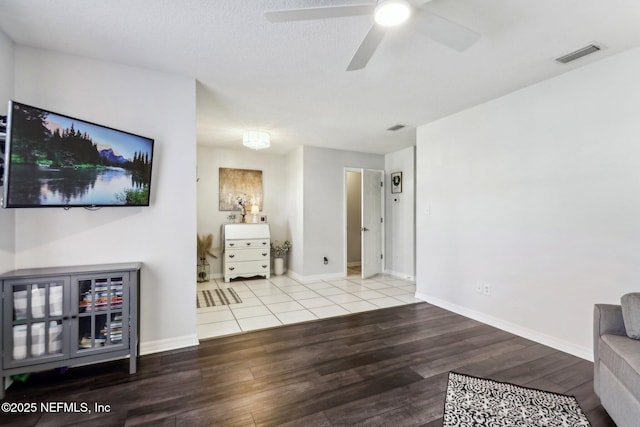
(270, 240, 291, 275)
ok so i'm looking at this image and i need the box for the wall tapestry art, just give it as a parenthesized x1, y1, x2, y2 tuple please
(219, 168, 263, 211)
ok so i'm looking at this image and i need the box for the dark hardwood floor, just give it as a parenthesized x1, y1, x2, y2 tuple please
(1, 302, 616, 426)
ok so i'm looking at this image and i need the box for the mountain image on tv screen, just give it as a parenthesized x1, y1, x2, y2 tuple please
(5, 102, 154, 207)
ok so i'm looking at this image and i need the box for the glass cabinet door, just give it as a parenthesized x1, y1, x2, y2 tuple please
(73, 274, 128, 355)
(3, 278, 70, 368)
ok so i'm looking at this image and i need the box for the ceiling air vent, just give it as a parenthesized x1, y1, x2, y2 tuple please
(387, 124, 406, 131)
(555, 44, 601, 64)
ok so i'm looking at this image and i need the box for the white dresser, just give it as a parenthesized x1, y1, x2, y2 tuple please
(222, 224, 271, 282)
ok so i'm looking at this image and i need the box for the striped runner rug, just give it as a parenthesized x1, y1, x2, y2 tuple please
(197, 288, 242, 308)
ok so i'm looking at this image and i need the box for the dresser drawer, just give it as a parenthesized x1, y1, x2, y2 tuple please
(225, 248, 269, 262)
(222, 224, 270, 282)
(225, 261, 270, 275)
(225, 239, 269, 249)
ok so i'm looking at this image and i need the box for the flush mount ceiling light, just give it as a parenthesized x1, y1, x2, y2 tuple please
(374, 0, 412, 27)
(242, 130, 270, 150)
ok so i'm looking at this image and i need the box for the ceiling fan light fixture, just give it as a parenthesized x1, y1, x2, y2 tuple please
(374, 0, 411, 27)
(242, 130, 270, 150)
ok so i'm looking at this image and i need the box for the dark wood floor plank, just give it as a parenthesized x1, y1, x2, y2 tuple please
(175, 407, 255, 427)
(323, 373, 448, 426)
(545, 359, 595, 390)
(486, 350, 582, 389)
(261, 323, 383, 353)
(456, 341, 559, 380)
(346, 392, 446, 427)
(379, 317, 484, 347)
(585, 406, 616, 427)
(353, 340, 476, 380)
(0, 302, 616, 427)
(277, 411, 333, 427)
(252, 367, 424, 426)
(411, 337, 530, 379)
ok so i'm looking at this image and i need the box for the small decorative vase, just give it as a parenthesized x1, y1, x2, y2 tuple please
(240, 206, 246, 223)
(274, 257, 284, 275)
(197, 258, 210, 282)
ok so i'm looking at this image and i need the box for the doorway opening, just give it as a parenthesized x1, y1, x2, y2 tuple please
(346, 171, 362, 276)
(345, 168, 384, 279)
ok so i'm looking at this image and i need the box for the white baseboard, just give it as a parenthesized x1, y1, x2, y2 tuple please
(384, 269, 415, 281)
(287, 269, 415, 283)
(415, 292, 592, 362)
(287, 270, 345, 284)
(139, 334, 199, 356)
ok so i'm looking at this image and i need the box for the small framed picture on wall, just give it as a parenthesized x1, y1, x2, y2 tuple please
(391, 172, 402, 194)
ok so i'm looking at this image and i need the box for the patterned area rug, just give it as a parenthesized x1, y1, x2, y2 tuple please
(197, 288, 242, 308)
(443, 372, 591, 426)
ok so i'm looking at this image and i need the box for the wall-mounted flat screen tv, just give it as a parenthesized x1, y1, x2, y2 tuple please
(2, 101, 154, 208)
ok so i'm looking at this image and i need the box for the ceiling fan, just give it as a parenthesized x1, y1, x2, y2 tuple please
(265, 0, 480, 71)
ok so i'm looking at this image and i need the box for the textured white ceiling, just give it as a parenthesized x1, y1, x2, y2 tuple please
(1, 0, 640, 154)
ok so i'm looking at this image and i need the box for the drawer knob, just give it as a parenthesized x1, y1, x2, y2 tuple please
(262, 242, 267, 245)
(246, 242, 252, 246)
(262, 265, 268, 269)
(262, 253, 268, 257)
(228, 254, 235, 258)
(229, 243, 235, 247)
(229, 267, 235, 271)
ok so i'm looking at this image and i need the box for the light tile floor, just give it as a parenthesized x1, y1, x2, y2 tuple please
(196, 270, 419, 340)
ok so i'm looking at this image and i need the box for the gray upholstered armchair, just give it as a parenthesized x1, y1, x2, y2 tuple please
(593, 302, 640, 427)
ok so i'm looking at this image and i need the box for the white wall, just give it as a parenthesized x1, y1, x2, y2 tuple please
(196, 146, 392, 280)
(13, 47, 198, 354)
(302, 146, 383, 278)
(346, 171, 361, 264)
(0, 29, 12, 112)
(196, 146, 289, 276)
(385, 146, 415, 279)
(416, 46, 640, 360)
(286, 147, 304, 275)
(0, 29, 15, 274)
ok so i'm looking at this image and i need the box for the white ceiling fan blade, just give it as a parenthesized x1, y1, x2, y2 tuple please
(412, 8, 480, 51)
(265, 4, 375, 23)
(346, 23, 387, 71)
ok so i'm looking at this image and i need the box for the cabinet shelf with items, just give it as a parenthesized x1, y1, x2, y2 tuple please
(6, 279, 69, 368)
(78, 277, 123, 313)
(0, 263, 140, 399)
(73, 274, 129, 355)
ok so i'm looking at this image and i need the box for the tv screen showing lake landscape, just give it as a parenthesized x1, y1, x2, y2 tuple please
(3, 101, 154, 208)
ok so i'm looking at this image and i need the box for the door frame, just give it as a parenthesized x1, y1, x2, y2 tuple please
(343, 167, 385, 278)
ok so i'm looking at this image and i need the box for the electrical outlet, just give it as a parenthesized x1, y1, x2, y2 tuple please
(482, 284, 491, 296)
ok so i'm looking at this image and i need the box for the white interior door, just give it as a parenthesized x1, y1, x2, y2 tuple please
(361, 169, 383, 279)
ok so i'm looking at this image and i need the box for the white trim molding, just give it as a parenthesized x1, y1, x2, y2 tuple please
(384, 269, 415, 282)
(287, 270, 345, 284)
(415, 292, 592, 362)
(139, 334, 200, 355)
